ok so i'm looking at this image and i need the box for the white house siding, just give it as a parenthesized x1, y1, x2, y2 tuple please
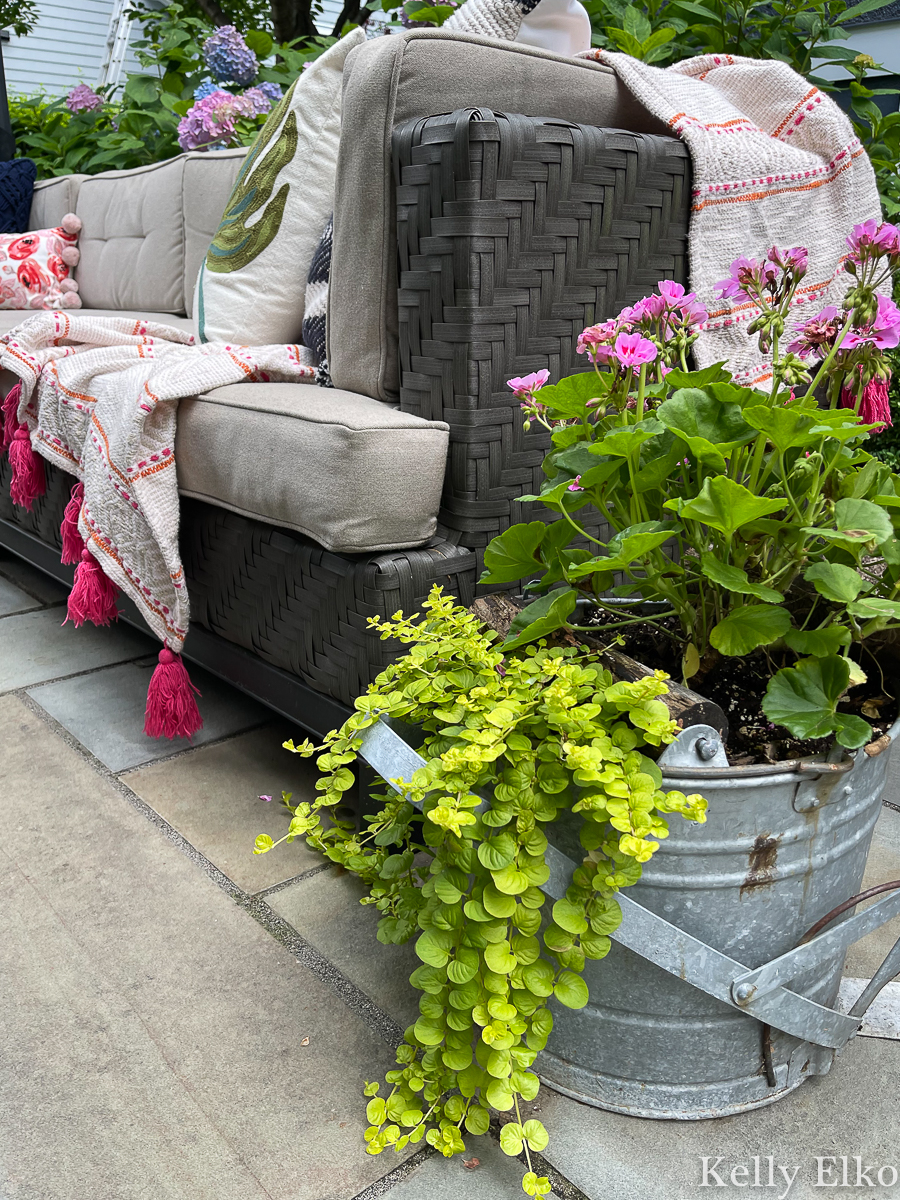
(3, 0, 141, 97)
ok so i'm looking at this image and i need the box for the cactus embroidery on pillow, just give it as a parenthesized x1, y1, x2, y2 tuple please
(205, 81, 299, 274)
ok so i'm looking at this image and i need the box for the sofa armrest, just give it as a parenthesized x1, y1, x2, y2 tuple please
(29, 175, 88, 231)
(393, 108, 690, 569)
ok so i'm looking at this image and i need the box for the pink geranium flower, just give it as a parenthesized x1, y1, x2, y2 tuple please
(715, 254, 778, 302)
(847, 220, 900, 262)
(612, 332, 658, 368)
(506, 369, 550, 399)
(767, 245, 808, 277)
(787, 305, 841, 358)
(843, 294, 900, 351)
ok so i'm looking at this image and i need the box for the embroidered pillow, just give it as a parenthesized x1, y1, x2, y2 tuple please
(0, 213, 83, 310)
(0, 159, 37, 235)
(195, 28, 365, 346)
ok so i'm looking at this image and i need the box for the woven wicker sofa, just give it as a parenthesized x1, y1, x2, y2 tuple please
(0, 30, 691, 738)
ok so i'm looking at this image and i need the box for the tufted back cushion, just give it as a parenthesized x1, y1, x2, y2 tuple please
(74, 157, 187, 313)
(72, 150, 246, 316)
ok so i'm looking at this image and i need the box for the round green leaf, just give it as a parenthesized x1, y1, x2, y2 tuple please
(413, 1017, 445, 1045)
(523, 1119, 550, 1152)
(709, 604, 792, 656)
(485, 1077, 515, 1111)
(499, 1122, 525, 1155)
(442, 1045, 474, 1071)
(511, 1068, 541, 1101)
(477, 834, 516, 871)
(783, 625, 851, 656)
(465, 1104, 491, 1135)
(804, 562, 867, 603)
(447, 956, 479, 985)
(554, 970, 590, 1009)
(552, 898, 588, 934)
(414, 931, 451, 968)
(487, 1048, 512, 1078)
(484, 941, 518, 974)
(492, 865, 530, 895)
(523, 960, 556, 997)
(483, 883, 518, 917)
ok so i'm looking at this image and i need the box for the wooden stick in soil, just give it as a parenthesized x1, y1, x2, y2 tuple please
(469, 593, 729, 740)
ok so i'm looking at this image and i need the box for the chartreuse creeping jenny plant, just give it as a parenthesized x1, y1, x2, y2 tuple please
(255, 589, 706, 1197)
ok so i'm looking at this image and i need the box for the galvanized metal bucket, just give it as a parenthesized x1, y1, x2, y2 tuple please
(358, 715, 900, 1122)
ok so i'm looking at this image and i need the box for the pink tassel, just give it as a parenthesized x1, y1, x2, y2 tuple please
(8, 427, 46, 509)
(144, 648, 203, 740)
(60, 482, 86, 565)
(66, 548, 120, 627)
(841, 375, 893, 432)
(1, 381, 22, 454)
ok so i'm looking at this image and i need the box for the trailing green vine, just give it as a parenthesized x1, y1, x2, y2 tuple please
(255, 587, 707, 1197)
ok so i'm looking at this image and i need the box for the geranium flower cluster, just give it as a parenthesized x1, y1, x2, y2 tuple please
(577, 280, 708, 377)
(203, 25, 259, 86)
(508, 222, 900, 435)
(66, 84, 104, 114)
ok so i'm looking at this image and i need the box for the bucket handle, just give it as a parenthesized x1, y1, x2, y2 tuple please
(357, 718, 897, 1051)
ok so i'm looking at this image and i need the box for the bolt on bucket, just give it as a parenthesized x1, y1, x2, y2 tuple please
(356, 715, 900, 1123)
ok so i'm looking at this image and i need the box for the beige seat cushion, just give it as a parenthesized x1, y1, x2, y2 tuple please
(329, 29, 672, 401)
(0, 308, 195, 337)
(175, 383, 450, 553)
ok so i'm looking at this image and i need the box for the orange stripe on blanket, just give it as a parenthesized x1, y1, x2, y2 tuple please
(132, 457, 176, 482)
(691, 150, 863, 212)
(772, 87, 819, 138)
(85, 527, 182, 641)
(89, 411, 133, 489)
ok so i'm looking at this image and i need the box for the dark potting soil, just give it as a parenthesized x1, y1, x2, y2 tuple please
(597, 614, 897, 764)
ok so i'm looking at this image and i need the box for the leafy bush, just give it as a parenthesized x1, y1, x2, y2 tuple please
(483, 223, 900, 750)
(10, 3, 335, 177)
(256, 587, 707, 1198)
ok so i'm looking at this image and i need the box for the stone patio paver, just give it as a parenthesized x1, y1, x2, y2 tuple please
(0, 694, 405, 1200)
(0, 573, 40, 616)
(538, 1035, 900, 1200)
(268, 866, 421, 1029)
(121, 723, 324, 891)
(0, 549, 69, 605)
(0, 606, 152, 692)
(28, 656, 269, 772)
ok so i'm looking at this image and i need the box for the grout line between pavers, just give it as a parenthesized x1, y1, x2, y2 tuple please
(253, 862, 333, 898)
(16, 689, 406, 1051)
(346, 1146, 436, 1199)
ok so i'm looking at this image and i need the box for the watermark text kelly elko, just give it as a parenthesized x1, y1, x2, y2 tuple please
(700, 1156, 899, 1197)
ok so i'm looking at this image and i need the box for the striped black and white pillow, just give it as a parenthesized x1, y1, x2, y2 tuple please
(302, 214, 333, 388)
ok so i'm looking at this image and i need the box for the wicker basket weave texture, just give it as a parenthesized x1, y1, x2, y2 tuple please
(394, 109, 691, 567)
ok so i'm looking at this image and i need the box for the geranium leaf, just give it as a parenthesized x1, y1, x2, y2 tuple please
(710, 605, 792, 655)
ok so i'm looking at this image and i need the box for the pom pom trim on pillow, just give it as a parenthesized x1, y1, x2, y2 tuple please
(0, 213, 82, 310)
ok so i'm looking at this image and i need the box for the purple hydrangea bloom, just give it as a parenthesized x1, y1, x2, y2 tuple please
(177, 90, 245, 152)
(193, 79, 222, 101)
(203, 25, 259, 86)
(240, 86, 272, 115)
(67, 84, 104, 114)
(256, 81, 283, 103)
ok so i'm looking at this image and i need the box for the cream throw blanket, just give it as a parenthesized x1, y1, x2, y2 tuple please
(578, 50, 881, 387)
(1, 312, 314, 652)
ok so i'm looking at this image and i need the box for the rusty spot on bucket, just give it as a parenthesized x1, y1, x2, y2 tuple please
(741, 834, 779, 896)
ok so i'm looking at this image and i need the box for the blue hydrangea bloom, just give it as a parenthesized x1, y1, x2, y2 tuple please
(193, 79, 221, 101)
(257, 81, 283, 103)
(203, 25, 259, 87)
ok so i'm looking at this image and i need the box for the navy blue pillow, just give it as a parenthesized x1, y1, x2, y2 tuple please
(0, 159, 37, 235)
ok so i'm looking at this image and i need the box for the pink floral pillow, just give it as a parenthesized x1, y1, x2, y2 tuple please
(0, 213, 83, 310)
